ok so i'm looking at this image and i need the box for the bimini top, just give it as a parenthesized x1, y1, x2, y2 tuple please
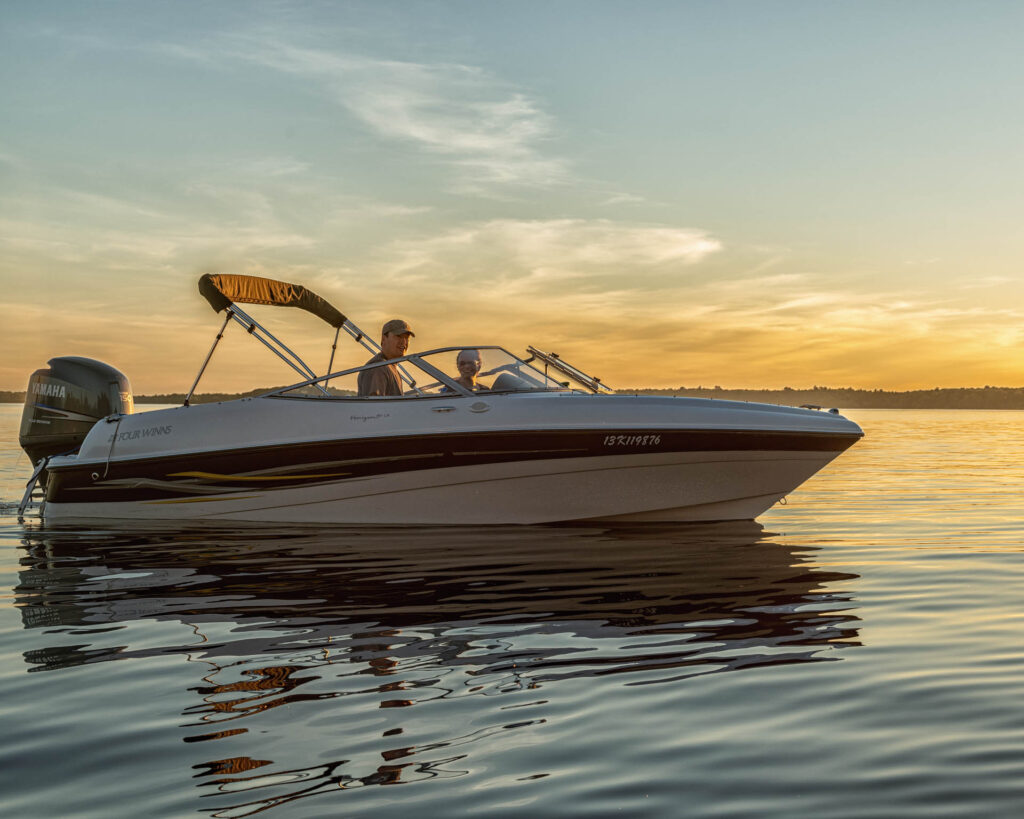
(198, 273, 346, 328)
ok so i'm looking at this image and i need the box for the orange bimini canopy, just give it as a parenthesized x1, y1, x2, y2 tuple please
(198, 273, 347, 328)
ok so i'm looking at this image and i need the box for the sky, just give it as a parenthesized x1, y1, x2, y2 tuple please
(2, 0, 1023, 394)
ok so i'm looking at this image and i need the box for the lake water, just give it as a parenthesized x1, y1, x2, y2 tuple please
(2, 404, 1024, 817)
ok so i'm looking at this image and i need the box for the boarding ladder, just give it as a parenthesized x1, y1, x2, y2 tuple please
(17, 457, 48, 523)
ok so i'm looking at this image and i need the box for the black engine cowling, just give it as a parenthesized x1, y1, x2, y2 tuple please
(19, 357, 133, 464)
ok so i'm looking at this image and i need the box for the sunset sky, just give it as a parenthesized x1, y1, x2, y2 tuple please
(2, 1, 1023, 394)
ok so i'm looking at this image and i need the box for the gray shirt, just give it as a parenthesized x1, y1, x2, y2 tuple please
(357, 353, 402, 396)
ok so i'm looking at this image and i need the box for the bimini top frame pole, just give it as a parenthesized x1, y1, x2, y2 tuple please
(191, 273, 419, 400)
(185, 303, 332, 403)
(184, 310, 232, 406)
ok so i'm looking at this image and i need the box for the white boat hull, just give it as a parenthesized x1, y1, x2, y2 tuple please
(42, 448, 843, 525)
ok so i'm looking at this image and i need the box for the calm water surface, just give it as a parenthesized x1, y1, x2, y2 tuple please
(2, 405, 1023, 817)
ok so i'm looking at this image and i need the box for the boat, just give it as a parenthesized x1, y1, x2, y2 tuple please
(17, 273, 863, 524)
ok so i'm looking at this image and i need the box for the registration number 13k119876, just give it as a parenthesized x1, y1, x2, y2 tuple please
(603, 434, 661, 446)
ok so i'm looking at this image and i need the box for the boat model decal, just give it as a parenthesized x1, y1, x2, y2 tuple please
(108, 425, 173, 442)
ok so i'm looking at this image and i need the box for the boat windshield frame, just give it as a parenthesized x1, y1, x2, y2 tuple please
(525, 346, 615, 394)
(263, 345, 595, 400)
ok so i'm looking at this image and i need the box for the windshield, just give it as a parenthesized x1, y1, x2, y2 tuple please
(271, 346, 578, 399)
(415, 347, 574, 394)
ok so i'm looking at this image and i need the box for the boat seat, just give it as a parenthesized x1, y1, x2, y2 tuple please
(491, 372, 534, 392)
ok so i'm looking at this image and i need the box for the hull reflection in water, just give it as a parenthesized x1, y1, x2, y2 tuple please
(15, 523, 860, 811)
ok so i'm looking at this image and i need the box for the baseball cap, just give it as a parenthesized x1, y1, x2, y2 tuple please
(381, 318, 415, 336)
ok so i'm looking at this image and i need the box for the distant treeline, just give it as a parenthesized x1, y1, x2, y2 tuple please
(4, 385, 1024, 408)
(620, 386, 1024, 409)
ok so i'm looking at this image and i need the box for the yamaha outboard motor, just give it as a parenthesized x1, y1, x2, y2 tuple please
(19, 356, 133, 465)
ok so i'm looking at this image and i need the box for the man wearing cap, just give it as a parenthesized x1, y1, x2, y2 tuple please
(357, 319, 415, 397)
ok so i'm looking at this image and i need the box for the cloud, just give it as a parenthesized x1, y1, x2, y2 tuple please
(599, 192, 646, 206)
(317, 217, 726, 365)
(330, 233, 1024, 390)
(22, 23, 570, 193)
(379, 218, 722, 289)
(166, 34, 569, 193)
(956, 275, 1014, 290)
(233, 157, 312, 178)
(0, 186, 317, 274)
